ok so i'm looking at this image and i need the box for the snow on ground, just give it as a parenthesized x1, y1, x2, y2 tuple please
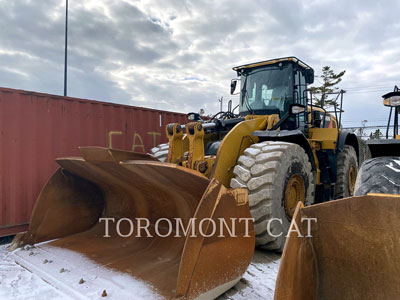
(218, 251, 280, 300)
(0, 244, 71, 300)
(11, 242, 165, 300)
(0, 243, 280, 300)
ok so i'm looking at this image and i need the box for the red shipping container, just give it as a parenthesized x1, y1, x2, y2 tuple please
(0, 87, 187, 236)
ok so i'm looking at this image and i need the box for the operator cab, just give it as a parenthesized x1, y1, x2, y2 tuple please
(231, 57, 314, 130)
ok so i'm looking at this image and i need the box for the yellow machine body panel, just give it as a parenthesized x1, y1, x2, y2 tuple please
(308, 128, 338, 150)
(210, 115, 279, 187)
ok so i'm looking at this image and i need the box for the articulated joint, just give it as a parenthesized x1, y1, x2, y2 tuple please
(166, 123, 184, 163)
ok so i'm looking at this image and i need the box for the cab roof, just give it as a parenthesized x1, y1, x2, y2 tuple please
(233, 56, 312, 72)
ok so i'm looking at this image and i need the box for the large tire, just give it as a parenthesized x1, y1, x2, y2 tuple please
(335, 145, 358, 199)
(149, 143, 169, 162)
(230, 141, 315, 252)
(354, 157, 400, 195)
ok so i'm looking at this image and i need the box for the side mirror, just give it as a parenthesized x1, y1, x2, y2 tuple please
(230, 79, 237, 95)
(304, 69, 314, 84)
(289, 104, 306, 115)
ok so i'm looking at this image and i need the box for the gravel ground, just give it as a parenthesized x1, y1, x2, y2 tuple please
(0, 243, 280, 300)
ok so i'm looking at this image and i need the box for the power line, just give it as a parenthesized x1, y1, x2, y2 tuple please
(346, 89, 392, 94)
(311, 83, 398, 95)
(343, 83, 397, 91)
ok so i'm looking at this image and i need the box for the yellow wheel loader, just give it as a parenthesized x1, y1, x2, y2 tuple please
(151, 57, 364, 251)
(11, 57, 363, 299)
(274, 87, 400, 300)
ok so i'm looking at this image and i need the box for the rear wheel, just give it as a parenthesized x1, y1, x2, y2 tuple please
(230, 141, 315, 252)
(355, 157, 400, 195)
(150, 143, 169, 162)
(335, 145, 358, 199)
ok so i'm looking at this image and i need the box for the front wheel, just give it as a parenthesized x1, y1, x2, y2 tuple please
(230, 141, 315, 252)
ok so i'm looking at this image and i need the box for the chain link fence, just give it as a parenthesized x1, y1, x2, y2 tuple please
(343, 125, 397, 140)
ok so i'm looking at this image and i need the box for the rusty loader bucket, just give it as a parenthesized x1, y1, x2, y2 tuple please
(274, 194, 400, 300)
(11, 147, 255, 299)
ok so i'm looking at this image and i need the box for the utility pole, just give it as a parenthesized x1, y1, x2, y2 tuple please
(64, 0, 68, 96)
(218, 96, 223, 112)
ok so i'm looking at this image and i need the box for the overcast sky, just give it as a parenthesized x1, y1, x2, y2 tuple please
(1, 0, 399, 127)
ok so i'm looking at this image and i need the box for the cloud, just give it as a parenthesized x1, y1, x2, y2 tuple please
(0, 0, 399, 126)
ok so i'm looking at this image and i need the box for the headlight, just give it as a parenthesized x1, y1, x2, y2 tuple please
(382, 90, 400, 107)
(383, 96, 400, 107)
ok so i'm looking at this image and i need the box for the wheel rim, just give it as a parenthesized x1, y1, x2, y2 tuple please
(284, 174, 305, 219)
(348, 164, 357, 195)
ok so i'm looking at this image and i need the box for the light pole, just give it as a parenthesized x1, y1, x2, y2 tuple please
(64, 0, 68, 96)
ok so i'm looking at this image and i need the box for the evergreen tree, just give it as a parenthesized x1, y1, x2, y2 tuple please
(310, 66, 346, 108)
(369, 129, 382, 140)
